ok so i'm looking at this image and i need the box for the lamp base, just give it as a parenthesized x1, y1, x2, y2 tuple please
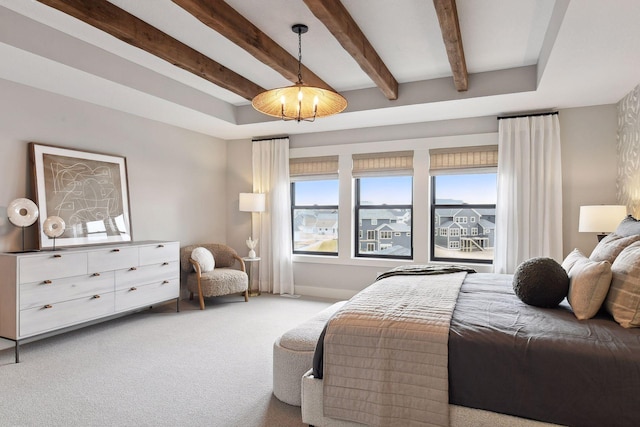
(597, 234, 607, 242)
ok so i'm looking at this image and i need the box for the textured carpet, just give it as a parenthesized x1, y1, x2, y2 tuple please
(0, 294, 336, 426)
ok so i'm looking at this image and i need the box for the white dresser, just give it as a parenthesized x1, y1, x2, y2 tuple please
(0, 240, 179, 362)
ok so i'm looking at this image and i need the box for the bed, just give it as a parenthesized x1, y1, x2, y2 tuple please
(302, 259, 640, 427)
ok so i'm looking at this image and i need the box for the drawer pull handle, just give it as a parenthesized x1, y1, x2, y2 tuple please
(112, 248, 120, 252)
(92, 295, 101, 299)
(130, 287, 137, 291)
(92, 272, 101, 277)
(158, 244, 165, 248)
(53, 254, 62, 258)
(43, 280, 52, 285)
(162, 262, 169, 266)
(129, 267, 137, 271)
(162, 280, 169, 284)
(43, 304, 52, 309)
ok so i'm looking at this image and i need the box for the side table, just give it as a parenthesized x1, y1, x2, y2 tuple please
(242, 257, 261, 296)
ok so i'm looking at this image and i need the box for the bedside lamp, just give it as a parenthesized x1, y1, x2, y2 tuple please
(239, 193, 266, 258)
(578, 205, 627, 241)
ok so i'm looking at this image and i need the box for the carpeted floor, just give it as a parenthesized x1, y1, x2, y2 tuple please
(0, 294, 336, 426)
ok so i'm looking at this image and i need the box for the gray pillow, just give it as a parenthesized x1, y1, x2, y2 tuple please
(589, 233, 640, 264)
(567, 255, 612, 320)
(605, 241, 640, 328)
(614, 215, 640, 237)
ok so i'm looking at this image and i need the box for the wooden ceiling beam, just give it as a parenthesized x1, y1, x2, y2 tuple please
(36, 0, 264, 100)
(433, 0, 468, 91)
(304, 0, 398, 100)
(172, 0, 335, 92)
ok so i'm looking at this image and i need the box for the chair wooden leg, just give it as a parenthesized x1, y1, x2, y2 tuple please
(244, 289, 249, 302)
(198, 293, 205, 310)
(189, 292, 194, 300)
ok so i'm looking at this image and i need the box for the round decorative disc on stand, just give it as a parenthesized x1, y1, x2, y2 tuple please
(7, 198, 39, 227)
(43, 216, 65, 238)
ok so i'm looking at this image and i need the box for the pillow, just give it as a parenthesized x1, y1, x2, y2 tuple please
(191, 247, 215, 272)
(605, 241, 640, 328)
(614, 215, 640, 237)
(562, 248, 585, 273)
(589, 233, 640, 264)
(567, 255, 612, 320)
(513, 257, 569, 308)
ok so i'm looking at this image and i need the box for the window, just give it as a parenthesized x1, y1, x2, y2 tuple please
(291, 179, 339, 255)
(355, 175, 413, 258)
(431, 173, 496, 263)
(430, 145, 497, 264)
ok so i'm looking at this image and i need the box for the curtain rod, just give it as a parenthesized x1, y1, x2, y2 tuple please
(252, 135, 289, 142)
(497, 111, 558, 120)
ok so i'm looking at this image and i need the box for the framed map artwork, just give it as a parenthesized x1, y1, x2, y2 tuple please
(30, 143, 132, 249)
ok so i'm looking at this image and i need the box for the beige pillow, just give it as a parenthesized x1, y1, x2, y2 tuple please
(562, 248, 585, 273)
(567, 256, 612, 320)
(589, 233, 640, 263)
(605, 241, 640, 328)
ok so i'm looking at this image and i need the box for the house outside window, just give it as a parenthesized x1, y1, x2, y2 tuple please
(290, 156, 339, 256)
(429, 145, 498, 264)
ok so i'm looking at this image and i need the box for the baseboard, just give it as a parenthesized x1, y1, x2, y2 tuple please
(294, 285, 358, 300)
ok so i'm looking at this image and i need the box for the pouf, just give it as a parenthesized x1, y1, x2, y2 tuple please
(513, 257, 569, 308)
(273, 300, 346, 406)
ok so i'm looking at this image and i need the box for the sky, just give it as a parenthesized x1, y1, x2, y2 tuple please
(294, 173, 496, 206)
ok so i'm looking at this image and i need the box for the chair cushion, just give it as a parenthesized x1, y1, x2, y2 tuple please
(186, 268, 247, 297)
(191, 247, 215, 272)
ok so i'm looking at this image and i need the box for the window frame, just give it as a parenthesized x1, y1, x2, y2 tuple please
(290, 180, 339, 256)
(354, 177, 413, 260)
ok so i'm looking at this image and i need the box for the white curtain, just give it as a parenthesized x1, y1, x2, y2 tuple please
(494, 114, 563, 274)
(252, 137, 295, 295)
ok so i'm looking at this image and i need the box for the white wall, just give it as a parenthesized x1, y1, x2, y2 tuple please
(227, 105, 619, 299)
(0, 79, 227, 253)
(559, 105, 618, 256)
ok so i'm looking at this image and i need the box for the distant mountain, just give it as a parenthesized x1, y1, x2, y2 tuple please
(435, 198, 466, 204)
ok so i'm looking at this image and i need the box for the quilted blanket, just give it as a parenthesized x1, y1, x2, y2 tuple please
(322, 270, 468, 427)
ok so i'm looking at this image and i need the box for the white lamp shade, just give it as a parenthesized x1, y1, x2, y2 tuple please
(239, 193, 265, 212)
(578, 205, 627, 233)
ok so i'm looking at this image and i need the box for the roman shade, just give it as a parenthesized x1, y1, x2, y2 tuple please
(352, 151, 414, 177)
(429, 145, 498, 175)
(289, 156, 339, 181)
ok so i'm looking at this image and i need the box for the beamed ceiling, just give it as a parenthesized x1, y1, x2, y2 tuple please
(1, 0, 640, 140)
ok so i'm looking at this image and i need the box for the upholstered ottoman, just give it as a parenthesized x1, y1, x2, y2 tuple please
(273, 300, 346, 406)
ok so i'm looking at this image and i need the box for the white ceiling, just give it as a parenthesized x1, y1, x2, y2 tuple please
(1, 0, 639, 140)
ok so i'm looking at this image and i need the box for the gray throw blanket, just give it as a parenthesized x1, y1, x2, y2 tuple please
(322, 269, 471, 426)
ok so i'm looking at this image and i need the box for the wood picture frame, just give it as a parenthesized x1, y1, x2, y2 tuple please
(30, 143, 133, 249)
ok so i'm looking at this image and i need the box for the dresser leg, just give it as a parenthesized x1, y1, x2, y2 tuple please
(15, 341, 20, 364)
(176, 297, 180, 312)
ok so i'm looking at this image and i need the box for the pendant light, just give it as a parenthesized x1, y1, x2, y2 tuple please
(251, 24, 347, 122)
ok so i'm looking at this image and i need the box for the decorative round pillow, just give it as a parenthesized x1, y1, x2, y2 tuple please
(43, 216, 66, 238)
(513, 257, 569, 308)
(191, 247, 215, 272)
(7, 198, 39, 227)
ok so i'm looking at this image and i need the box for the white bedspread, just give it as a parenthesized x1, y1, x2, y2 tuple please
(322, 271, 467, 427)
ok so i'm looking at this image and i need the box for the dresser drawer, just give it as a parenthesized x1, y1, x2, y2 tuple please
(114, 261, 179, 290)
(20, 292, 115, 338)
(115, 278, 179, 312)
(19, 252, 87, 284)
(139, 242, 179, 265)
(20, 272, 115, 310)
(87, 246, 138, 272)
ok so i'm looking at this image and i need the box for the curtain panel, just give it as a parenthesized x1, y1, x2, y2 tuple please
(494, 114, 563, 274)
(252, 137, 295, 295)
